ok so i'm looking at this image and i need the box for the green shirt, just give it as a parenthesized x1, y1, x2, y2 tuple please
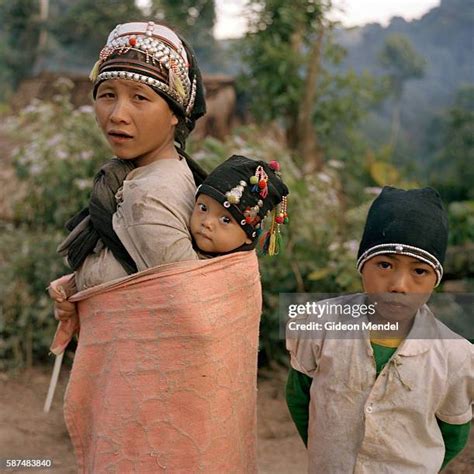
(286, 342, 471, 469)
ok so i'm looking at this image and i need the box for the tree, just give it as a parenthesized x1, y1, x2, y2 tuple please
(0, 0, 41, 95)
(378, 34, 425, 150)
(241, 0, 330, 172)
(50, 0, 142, 60)
(429, 86, 474, 201)
(150, 0, 220, 71)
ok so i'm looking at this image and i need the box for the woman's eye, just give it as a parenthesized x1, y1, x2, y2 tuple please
(135, 94, 148, 101)
(98, 92, 114, 99)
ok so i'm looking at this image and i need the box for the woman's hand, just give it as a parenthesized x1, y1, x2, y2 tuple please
(48, 274, 78, 322)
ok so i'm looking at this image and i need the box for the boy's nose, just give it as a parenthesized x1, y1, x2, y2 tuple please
(388, 271, 410, 293)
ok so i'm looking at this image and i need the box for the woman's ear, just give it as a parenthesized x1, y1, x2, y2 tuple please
(171, 113, 179, 127)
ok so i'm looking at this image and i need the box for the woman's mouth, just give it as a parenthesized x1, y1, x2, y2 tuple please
(108, 130, 133, 143)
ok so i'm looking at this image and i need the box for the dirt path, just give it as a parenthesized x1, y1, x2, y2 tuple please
(0, 365, 471, 473)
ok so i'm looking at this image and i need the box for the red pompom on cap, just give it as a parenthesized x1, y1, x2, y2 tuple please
(258, 179, 267, 189)
(129, 36, 137, 46)
(269, 160, 281, 172)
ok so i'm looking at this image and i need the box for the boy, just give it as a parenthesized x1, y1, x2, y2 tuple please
(286, 186, 472, 472)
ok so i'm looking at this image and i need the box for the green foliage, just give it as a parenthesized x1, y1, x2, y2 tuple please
(0, 80, 110, 368)
(240, 0, 328, 125)
(0, 0, 40, 94)
(429, 86, 474, 202)
(447, 201, 474, 246)
(378, 34, 425, 98)
(150, 0, 221, 71)
(49, 0, 142, 58)
(239, 0, 384, 182)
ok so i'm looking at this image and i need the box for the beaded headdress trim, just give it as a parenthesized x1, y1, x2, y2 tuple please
(90, 22, 195, 114)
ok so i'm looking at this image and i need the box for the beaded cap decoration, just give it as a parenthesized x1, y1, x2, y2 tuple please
(90, 22, 198, 118)
(197, 155, 289, 255)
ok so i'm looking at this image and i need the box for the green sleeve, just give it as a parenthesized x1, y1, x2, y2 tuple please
(437, 418, 471, 470)
(285, 367, 312, 446)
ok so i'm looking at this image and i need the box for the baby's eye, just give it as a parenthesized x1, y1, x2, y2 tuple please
(220, 216, 232, 224)
(377, 261, 392, 270)
(198, 203, 207, 212)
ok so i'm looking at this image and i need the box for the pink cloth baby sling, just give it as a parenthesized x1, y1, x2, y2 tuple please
(56, 251, 261, 473)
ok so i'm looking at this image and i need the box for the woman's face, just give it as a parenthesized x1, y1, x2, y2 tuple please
(95, 79, 178, 166)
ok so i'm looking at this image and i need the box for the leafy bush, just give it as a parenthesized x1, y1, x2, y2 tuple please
(0, 79, 109, 368)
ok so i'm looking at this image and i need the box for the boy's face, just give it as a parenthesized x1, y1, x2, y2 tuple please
(361, 254, 437, 321)
(94, 79, 178, 167)
(190, 194, 252, 254)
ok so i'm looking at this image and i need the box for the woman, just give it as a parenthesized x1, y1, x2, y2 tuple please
(49, 22, 261, 473)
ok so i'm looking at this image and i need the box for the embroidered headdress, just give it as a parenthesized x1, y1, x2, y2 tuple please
(90, 21, 206, 148)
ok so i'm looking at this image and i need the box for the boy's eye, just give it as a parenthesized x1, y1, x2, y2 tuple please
(220, 216, 232, 224)
(198, 203, 207, 212)
(414, 268, 428, 276)
(377, 261, 392, 270)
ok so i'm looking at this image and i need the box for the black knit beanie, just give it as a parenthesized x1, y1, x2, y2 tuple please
(197, 155, 289, 246)
(357, 186, 449, 286)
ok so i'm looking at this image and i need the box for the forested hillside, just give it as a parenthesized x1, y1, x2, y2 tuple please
(337, 0, 473, 176)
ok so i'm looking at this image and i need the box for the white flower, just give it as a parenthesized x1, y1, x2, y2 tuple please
(328, 159, 344, 169)
(77, 105, 94, 114)
(317, 172, 332, 184)
(74, 179, 91, 191)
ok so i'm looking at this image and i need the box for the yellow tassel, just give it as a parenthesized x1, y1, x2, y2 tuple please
(169, 60, 186, 100)
(89, 60, 101, 82)
(268, 232, 277, 256)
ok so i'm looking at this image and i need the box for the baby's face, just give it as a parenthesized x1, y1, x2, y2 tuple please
(190, 194, 252, 254)
(361, 253, 437, 322)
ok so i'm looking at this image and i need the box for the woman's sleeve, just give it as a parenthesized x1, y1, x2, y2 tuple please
(286, 367, 312, 446)
(113, 179, 198, 270)
(437, 418, 471, 470)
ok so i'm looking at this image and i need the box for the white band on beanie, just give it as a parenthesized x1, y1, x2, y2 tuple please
(356, 242, 444, 287)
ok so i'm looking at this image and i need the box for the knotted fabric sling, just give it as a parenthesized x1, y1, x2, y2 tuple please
(61, 251, 261, 473)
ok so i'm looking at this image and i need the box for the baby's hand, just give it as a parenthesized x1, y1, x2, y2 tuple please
(48, 274, 77, 322)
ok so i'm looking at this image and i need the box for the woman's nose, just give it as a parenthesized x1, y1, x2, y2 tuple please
(109, 99, 130, 123)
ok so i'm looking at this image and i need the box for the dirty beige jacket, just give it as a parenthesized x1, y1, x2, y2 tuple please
(287, 293, 473, 474)
(76, 158, 198, 290)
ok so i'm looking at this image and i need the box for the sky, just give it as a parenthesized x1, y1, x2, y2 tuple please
(214, 0, 441, 39)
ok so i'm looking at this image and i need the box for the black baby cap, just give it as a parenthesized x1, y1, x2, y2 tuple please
(196, 155, 289, 254)
(357, 186, 448, 286)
